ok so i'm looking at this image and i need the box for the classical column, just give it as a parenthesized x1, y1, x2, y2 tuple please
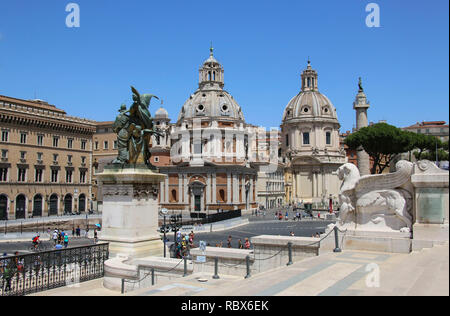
(184, 174, 189, 205)
(241, 175, 245, 203)
(206, 174, 211, 204)
(250, 178, 254, 203)
(212, 173, 217, 204)
(160, 181, 164, 203)
(227, 172, 231, 203)
(292, 171, 297, 200)
(354, 78, 371, 176)
(164, 176, 169, 203)
(233, 173, 239, 204)
(311, 171, 316, 198)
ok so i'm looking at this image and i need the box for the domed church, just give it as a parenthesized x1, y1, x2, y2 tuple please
(154, 47, 259, 215)
(281, 60, 347, 204)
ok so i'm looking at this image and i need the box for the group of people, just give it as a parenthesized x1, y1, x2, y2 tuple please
(275, 211, 290, 221)
(50, 229, 70, 249)
(216, 236, 251, 250)
(174, 231, 195, 259)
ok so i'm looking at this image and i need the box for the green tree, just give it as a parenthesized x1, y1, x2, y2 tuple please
(345, 123, 416, 174)
(411, 133, 441, 160)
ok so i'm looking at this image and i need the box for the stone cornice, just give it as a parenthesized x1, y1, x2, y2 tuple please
(0, 107, 96, 135)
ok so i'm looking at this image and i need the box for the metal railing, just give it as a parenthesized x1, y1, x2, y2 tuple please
(0, 243, 109, 296)
(119, 226, 348, 294)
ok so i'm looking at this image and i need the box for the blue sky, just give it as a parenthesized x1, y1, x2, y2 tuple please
(0, 0, 448, 132)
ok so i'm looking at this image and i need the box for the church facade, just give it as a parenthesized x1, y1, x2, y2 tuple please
(281, 61, 346, 205)
(151, 48, 261, 215)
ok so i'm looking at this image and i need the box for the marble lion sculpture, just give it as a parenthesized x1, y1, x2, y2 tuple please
(337, 160, 414, 233)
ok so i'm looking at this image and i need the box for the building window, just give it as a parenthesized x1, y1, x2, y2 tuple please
(81, 140, 87, 150)
(154, 157, 159, 163)
(51, 170, 59, 183)
(113, 140, 118, 149)
(326, 132, 331, 145)
(20, 133, 27, 144)
(35, 169, 43, 183)
(66, 170, 73, 183)
(1, 130, 8, 142)
(67, 139, 73, 149)
(18, 168, 26, 182)
(1, 150, 8, 159)
(81, 156, 86, 164)
(53, 137, 59, 148)
(286, 134, 289, 147)
(37, 135, 44, 146)
(171, 190, 177, 203)
(303, 132, 310, 145)
(219, 189, 225, 202)
(68, 155, 73, 164)
(37, 152, 43, 161)
(94, 141, 99, 150)
(0, 168, 8, 182)
(53, 154, 59, 163)
(80, 171, 86, 184)
(104, 141, 109, 150)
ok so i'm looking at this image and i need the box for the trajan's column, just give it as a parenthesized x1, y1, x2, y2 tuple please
(353, 78, 371, 176)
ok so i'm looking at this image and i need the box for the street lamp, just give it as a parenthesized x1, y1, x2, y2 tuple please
(160, 208, 169, 258)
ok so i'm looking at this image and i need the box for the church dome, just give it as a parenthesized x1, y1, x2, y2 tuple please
(177, 47, 245, 124)
(155, 107, 169, 119)
(282, 60, 339, 123)
(283, 91, 338, 121)
(178, 90, 244, 123)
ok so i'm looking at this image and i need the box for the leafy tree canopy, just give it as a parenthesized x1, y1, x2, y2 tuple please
(345, 123, 416, 174)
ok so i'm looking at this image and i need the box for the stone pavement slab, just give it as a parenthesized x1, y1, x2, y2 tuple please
(27, 243, 449, 296)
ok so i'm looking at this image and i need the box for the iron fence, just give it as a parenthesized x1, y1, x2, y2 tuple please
(0, 243, 109, 296)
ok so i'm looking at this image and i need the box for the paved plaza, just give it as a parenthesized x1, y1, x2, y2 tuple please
(31, 242, 449, 297)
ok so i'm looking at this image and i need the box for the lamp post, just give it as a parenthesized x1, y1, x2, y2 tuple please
(160, 208, 168, 258)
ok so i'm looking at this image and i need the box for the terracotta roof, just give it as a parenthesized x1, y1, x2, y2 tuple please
(404, 121, 448, 129)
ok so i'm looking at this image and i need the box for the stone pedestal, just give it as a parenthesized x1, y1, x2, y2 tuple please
(97, 166, 166, 259)
(411, 161, 449, 249)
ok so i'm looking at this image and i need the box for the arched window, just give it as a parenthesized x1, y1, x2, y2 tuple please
(78, 194, 86, 213)
(0, 195, 8, 220)
(49, 194, 58, 216)
(208, 71, 211, 81)
(33, 194, 43, 217)
(16, 194, 26, 219)
(64, 194, 72, 215)
(213, 71, 216, 81)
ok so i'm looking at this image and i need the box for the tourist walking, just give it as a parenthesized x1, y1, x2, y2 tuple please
(238, 239, 243, 249)
(244, 238, 251, 250)
(227, 236, 232, 248)
(52, 230, 58, 246)
(2, 263, 13, 293)
(64, 234, 69, 248)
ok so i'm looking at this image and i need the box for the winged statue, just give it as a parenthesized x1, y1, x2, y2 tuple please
(112, 86, 163, 167)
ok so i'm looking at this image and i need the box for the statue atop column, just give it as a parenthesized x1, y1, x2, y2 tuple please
(358, 77, 364, 93)
(112, 86, 163, 167)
